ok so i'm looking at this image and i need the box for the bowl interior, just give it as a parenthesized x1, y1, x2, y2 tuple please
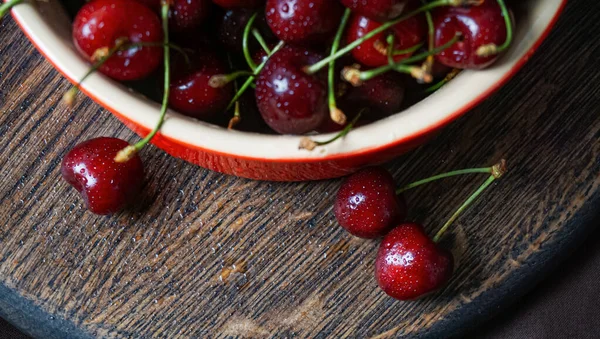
(11, 0, 564, 160)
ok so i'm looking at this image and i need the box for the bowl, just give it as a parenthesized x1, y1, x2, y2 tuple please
(9, 0, 566, 181)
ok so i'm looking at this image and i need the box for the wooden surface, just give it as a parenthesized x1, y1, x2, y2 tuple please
(1, 1, 599, 337)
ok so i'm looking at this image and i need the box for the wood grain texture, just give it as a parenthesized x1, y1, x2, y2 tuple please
(1, 0, 599, 338)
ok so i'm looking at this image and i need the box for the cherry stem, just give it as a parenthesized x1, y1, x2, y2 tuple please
(115, 0, 171, 162)
(226, 40, 285, 111)
(328, 8, 351, 125)
(425, 68, 461, 93)
(252, 28, 271, 54)
(476, 0, 513, 57)
(0, 0, 22, 19)
(396, 166, 493, 194)
(353, 33, 460, 83)
(391, 43, 423, 56)
(243, 13, 258, 71)
(209, 70, 253, 88)
(304, 0, 479, 74)
(386, 35, 395, 65)
(421, 0, 435, 74)
(299, 111, 363, 151)
(227, 53, 242, 130)
(432, 159, 507, 243)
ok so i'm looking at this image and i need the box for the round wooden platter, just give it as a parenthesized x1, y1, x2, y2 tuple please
(0, 1, 599, 338)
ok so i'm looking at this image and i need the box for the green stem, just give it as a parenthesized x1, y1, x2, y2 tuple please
(243, 13, 258, 71)
(476, 0, 513, 56)
(130, 1, 171, 152)
(305, 0, 467, 74)
(396, 167, 493, 194)
(392, 42, 424, 56)
(299, 111, 363, 150)
(432, 175, 496, 243)
(356, 33, 460, 83)
(0, 0, 22, 18)
(328, 9, 351, 115)
(252, 28, 271, 54)
(386, 34, 395, 65)
(226, 41, 285, 111)
(425, 68, 461, 93)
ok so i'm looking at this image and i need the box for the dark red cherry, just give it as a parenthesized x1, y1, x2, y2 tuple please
(335, 167, 407, 239)
(347, 11, 426, 67)
(255, 46, 328, 135)
(433, 0, 508, 69)
(72, 0, 162, 81)
(340, 72, 405, 119)
(218, 9, 274, 53)
(265, 0, 344, 45)
(340, 0, 409, 22)
(212, 0, 264, 8)
(61, 137, 144, 215)
(134, 0, 210, 32)
(169, 51, 234, 120)
(375, 223, 454, 300)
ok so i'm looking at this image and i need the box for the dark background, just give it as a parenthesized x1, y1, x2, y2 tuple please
(1, 221, 598, 338)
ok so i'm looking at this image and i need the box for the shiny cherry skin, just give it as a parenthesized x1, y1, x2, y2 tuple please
(61, 137, 145, 215)
(340, 72, 405, 119)
(340, 0, 409, 22)
(73, 0, 162, 81)
(134, 0, 210, 32)
(335, 167, 407, 239)
(212, 0, 264, 8)
(265, 0, 344, 45)
(375, 223, 454, 300)
(433, 0, 508, 69)
(347, 11, 426, 67)
(255, 46, 328, 134)
(169, 51, 234, 120)
(218, 9, 274, 53)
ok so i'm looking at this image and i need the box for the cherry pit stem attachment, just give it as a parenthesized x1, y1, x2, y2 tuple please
(304, 0, 483, 75)
(328, 8, 352, 126)
(432, 159, 507, 243)
(476, 0, 513, 57)
(114, 0, 171, 163)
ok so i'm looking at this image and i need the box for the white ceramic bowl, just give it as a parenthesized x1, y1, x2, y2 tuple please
(9, 0, 566, 181)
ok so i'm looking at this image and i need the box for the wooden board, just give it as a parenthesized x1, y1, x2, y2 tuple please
(1, 1, 599, 337)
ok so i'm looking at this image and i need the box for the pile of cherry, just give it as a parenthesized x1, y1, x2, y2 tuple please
(0, 0, 513, 300)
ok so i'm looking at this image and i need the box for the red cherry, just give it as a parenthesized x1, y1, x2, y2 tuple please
(347, 12, 426, 67)
(255, 46, 328, 135)
(433, 0, 508, 69)
(72, 0, 163, 81)
(335, 167, 407, 239)
(169, 51, 234, 120)
(61, 137, 145, 215)
(134, 0, 210, 32)
(265, 0, 344, 45)
(340, 0, 409, 22)
(212, 0, 264, 8)
(375, 223, 454, 300)
(340, 72, 405, 119)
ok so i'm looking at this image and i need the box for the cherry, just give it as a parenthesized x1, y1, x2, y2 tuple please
(72, 0, 163, 81)
(340, 72, 405, 119)
(212, 0, 264, 8)
(265, 0, 344, 45)
(218, 9, 274, 53)
(347, 11, 426, 67)
(255, 46, 328, 135)
(61, 137, 144, 215)
(375, 223, 454, 300)
(134, 0, 210, 32)
(335, 167, 407, 239)
(433, 0, 509, 69)
(340, 0, 409, 22)
(169, 51, 234, 120)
